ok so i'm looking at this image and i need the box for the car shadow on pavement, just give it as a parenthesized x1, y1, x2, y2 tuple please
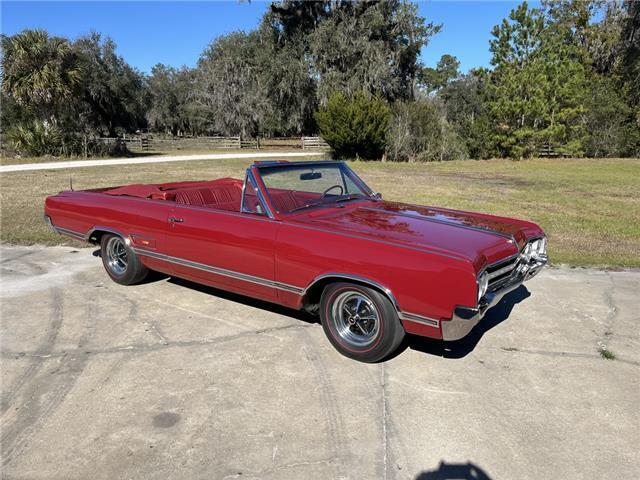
(404, 285, 531, 359)
(415, 461, 493, 479)
(126, 258, 528, 360)
(166, 276, 319, 324)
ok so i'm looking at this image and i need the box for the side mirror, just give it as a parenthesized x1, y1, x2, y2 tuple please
(372, 192, 383, 200)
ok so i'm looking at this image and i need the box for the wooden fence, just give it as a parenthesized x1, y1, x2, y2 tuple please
(538, 143, 570, 158)
(93, 135, 330, 153)
(302, 136, 330, 149)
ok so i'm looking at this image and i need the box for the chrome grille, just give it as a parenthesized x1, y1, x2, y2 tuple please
(485, 253, 521, 291)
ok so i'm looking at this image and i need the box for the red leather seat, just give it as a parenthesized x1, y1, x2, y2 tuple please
(268, 190, 321, 213)
(174, 185, 242, 211)
(268, 191, 301, 213)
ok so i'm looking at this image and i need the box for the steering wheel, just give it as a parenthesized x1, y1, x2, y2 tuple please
(321, 185, 344, 199)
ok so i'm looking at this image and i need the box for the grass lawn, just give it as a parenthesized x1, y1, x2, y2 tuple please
(1, 157, 638, 268)
(0, 137, 312, 165)
(0, 148, 252, 166)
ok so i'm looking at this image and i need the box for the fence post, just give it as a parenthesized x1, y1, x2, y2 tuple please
(301, 136, 305, 150)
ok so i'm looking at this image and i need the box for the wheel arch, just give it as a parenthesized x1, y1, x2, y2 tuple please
(301, 273, 401, 314)
(86, 226, 129, 245)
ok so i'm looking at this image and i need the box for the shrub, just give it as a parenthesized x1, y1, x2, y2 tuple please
(315, 91, 391, 160)
(7, 120, 129, 157)
(387, 99, 467, 161)
(6, 121, 63, 156)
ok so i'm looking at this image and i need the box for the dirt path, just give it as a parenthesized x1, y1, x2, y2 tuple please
(0, 151, 325, 173)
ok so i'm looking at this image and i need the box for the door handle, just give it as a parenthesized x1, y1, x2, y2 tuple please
(168, 217, 184, 223)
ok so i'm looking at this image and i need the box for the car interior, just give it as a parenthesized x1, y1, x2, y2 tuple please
(99, 177, 322, 214)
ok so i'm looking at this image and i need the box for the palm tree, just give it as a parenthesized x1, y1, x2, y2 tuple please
(1, 29, 83, 124)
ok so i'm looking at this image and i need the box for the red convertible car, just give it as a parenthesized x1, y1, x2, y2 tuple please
(44, 160, 547, 362)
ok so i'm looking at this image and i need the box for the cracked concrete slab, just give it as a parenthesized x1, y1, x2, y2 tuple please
(1, 245, 638, 479)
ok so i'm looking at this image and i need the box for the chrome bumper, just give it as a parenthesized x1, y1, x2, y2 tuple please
(441, 257, 546, 341)
(44, 215, 56, 233)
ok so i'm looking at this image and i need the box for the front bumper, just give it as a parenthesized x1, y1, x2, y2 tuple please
(441, 256, 546, 341)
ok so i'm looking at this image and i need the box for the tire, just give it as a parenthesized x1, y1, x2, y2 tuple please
(100, 234, 148, 285)
(320, 282, 405, 362)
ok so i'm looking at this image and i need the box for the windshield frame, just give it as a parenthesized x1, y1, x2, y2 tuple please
(253, 161, 375, 216)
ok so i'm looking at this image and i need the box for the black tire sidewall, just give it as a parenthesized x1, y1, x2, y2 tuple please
(100, 234, 147, 285)
(320, 282, 405, 362)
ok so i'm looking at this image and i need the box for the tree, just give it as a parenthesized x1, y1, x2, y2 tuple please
(2, 29, 147, 156)
(387, 98, 466, 162)
(0, 90, 32, 135)
(584, 73, 630, 157)
(72, 32, 148, 136)
(419, 54, 461, 94)
(487, 2, 590, 158)
(315, 91, 391, 159)
(309, 0, 440, 104)
(617, 0, 640, 155)
(440, 69, 495, 159)
(254, 8, 319, 135)
(1, 29, 82, 125)
(540, 0, 639, 156)
(194, 32, 267, 137)
(147, 64, 201, 135)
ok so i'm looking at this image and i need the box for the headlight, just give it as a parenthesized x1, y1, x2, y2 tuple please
(536, 237, 547, 257)
(526, 237, 548, 262)
(477, 271, 489, 302)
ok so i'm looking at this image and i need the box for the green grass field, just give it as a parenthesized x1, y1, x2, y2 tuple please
(0, 136, 310, 165)
(0, 148, 247, 166)
(1, 156, 638, 268)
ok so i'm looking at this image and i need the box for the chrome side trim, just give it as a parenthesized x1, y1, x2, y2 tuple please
(46, 215, 134, 246)
(54, 226, 86, 241)
(133, 248, 304, 294)
(50, 218, 442, 328)
(399, 311, 439, 327)
(46, 216, 86, 241)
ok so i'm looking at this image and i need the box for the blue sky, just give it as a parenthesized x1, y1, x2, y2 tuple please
(2, 1, 528, 74)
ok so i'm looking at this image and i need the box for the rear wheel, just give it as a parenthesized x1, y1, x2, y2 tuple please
(100, 234, 148, 285)
(320, 282, 405, 362)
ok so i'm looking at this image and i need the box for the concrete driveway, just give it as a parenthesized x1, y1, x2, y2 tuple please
(1, 245, 638, 479)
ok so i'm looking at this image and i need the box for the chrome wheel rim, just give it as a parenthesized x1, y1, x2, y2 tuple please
(106, 237, 128, 275)
(331, 291, 380, 347)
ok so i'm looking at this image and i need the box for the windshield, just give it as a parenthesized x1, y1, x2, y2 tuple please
(257, 162, 373, 214)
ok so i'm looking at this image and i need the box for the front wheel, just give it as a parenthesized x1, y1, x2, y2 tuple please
(320, 282, 405, 362)
(100, 234, 148, 285)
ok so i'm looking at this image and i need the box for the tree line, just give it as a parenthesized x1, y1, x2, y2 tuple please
(1, 0, 638, 159)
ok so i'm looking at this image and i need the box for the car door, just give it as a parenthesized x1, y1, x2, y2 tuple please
(163, 176, 278, 302)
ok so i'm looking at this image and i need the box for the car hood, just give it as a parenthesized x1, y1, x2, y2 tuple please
(292, 201, 543, 269)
